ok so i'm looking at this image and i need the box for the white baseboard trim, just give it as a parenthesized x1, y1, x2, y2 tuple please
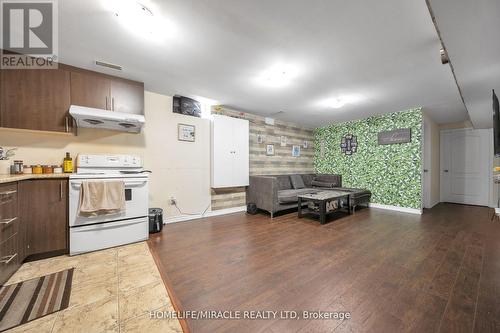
(164, 206, 247, 224)
(369, 203, 422, 215)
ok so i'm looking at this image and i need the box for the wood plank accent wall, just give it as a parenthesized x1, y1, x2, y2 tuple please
(210, 107, 315, 211)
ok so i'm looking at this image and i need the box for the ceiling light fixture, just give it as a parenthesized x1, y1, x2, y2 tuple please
(105, 0, 174, 42)
(326, 98, 346, 109)
(256, 64, 300, 88)
(319, 94, 364, 109)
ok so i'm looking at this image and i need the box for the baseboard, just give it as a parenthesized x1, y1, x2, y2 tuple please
(368, 203, 422, 215)
(164, 206, 247, 224)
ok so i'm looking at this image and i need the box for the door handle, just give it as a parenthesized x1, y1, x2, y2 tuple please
(0, 253, 17, 264)
(0, 217, 18, 225)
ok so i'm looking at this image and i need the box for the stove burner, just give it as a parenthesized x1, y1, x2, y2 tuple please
(119, 123, 137, 128)
(84, 119, 104, 125)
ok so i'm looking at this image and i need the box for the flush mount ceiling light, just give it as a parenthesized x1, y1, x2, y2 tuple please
(256, 64, 300, 88)
(326, 98, 346, 109)
(105, 0, 174, 41)
(319, 95, 363, 109)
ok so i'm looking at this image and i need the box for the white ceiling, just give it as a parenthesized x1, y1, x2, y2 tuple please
(427, 0, 500, 129)
(59, 0, 469, 127)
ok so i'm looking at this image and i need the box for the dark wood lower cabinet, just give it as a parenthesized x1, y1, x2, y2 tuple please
(20, 179, 68, 258)
(0, 178, 69, 285)
(0, 182, 21, 285)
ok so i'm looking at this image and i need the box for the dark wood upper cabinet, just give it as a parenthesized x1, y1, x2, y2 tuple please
(20, 179, 68, 257)
(71, 70, 144, 115)
(70, 71, 111, 110)
(0, 63, 144, 133)
(110, 79, 144, 114)
(0, 68, 71, 132)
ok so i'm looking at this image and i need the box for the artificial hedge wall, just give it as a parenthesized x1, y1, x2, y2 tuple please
(314, 108, 422, 209)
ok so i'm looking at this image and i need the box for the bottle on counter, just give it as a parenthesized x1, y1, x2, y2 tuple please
(63, 152, 73, 173)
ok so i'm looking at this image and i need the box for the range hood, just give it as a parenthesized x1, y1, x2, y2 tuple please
(69, 105, 145, 133)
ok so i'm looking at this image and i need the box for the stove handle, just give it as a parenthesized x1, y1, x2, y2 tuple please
(70, 180, 147, 188)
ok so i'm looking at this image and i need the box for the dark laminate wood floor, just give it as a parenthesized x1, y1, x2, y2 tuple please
(148, 204, 500, 333)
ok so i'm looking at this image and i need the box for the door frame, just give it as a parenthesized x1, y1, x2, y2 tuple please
(439, 127, 493, 206)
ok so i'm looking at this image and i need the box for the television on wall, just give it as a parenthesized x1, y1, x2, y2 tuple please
(494, 90, 500, 156)
(173, 95, 201, 118)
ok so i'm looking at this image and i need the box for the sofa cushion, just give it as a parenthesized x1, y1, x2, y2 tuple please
(278, 188, 315, 204)
(276, 175, 293, 190)
(290, 175, 305, 189)
(311, 180, 334, 188)
(314, 175, 341, 187)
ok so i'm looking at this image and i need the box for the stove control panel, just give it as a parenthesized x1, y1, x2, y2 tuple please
(77, 154, 142, 168)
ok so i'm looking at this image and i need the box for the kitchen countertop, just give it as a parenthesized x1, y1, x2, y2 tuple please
(0, 173, 71, 184)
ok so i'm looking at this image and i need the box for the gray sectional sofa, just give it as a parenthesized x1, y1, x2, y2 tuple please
(246, 174, 371, 217)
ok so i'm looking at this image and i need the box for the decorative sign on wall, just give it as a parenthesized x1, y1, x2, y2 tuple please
(340, 134, 357, 155)
(266, 144, 275, 156)
(378, 128, 411, 145)
(280, 136, 287, 147)
(292, 145, 301, 157)
(178, 124, 195, 142)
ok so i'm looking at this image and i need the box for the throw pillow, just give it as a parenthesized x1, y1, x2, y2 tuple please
(290, 175, 305, 189)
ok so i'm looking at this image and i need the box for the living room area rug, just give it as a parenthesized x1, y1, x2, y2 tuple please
(0, 268, 74, 332)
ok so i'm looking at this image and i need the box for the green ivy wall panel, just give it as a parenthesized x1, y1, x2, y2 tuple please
(314, 108, 423, 209)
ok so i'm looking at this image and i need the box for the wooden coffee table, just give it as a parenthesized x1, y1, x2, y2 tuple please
(298, 190, 351, 224)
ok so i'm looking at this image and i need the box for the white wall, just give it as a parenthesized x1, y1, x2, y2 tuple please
(0, 91, 212, 218)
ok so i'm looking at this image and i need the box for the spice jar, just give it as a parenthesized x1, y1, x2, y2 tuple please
(42, 165, 53, 174)
(13, 160, 23, 174)
(32, 165, 43, 174)
(53, 165, 63, 174)
(23, 165, 33, 174)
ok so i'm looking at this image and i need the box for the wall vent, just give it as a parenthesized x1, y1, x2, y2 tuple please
(95, 60, 122, 71)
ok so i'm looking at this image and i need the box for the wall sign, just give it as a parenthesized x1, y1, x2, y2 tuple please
(178, 124, 195, 142)
(340, 134, 357, 155)
(378, 128, 411, 145)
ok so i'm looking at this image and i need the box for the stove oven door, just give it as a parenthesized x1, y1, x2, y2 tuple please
(69, 177, 148, 227)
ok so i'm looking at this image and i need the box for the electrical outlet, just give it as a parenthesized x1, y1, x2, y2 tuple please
(170, 197, 177, 205)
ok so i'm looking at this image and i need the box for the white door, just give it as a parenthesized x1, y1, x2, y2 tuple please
(231, 117, 249, 186)
(440, 128, 491, 206)
(423, 118, 431, 208)
(212, 115, 234, 188)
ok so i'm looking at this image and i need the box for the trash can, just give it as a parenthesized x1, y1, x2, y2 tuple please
(148, 208, 163, 234)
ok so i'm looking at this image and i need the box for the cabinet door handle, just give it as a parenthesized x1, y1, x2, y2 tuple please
(60, 181, 63, 200)
(0, 190, 16, 196)
(0, 253, 17, 264)
(0, 217, 17, 225)
(65, 116, 69, 132)
(112, 97, 115, 111)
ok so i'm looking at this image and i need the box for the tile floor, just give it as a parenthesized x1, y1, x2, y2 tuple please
(4, 242, 183, 333)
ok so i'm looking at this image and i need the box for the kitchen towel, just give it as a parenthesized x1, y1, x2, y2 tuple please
(79, 180, 126, 216)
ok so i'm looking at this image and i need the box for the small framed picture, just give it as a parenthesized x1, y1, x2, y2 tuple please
(280, 136, 287, 147)
(292, 145, 301, 157)
(303, 140, 308, 149)
(178, 124, 195, 142)
(266, 144, 275, 156)
(257, 134, 265, 144)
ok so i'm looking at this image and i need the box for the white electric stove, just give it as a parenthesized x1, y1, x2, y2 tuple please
(69, 154, 149, 255)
